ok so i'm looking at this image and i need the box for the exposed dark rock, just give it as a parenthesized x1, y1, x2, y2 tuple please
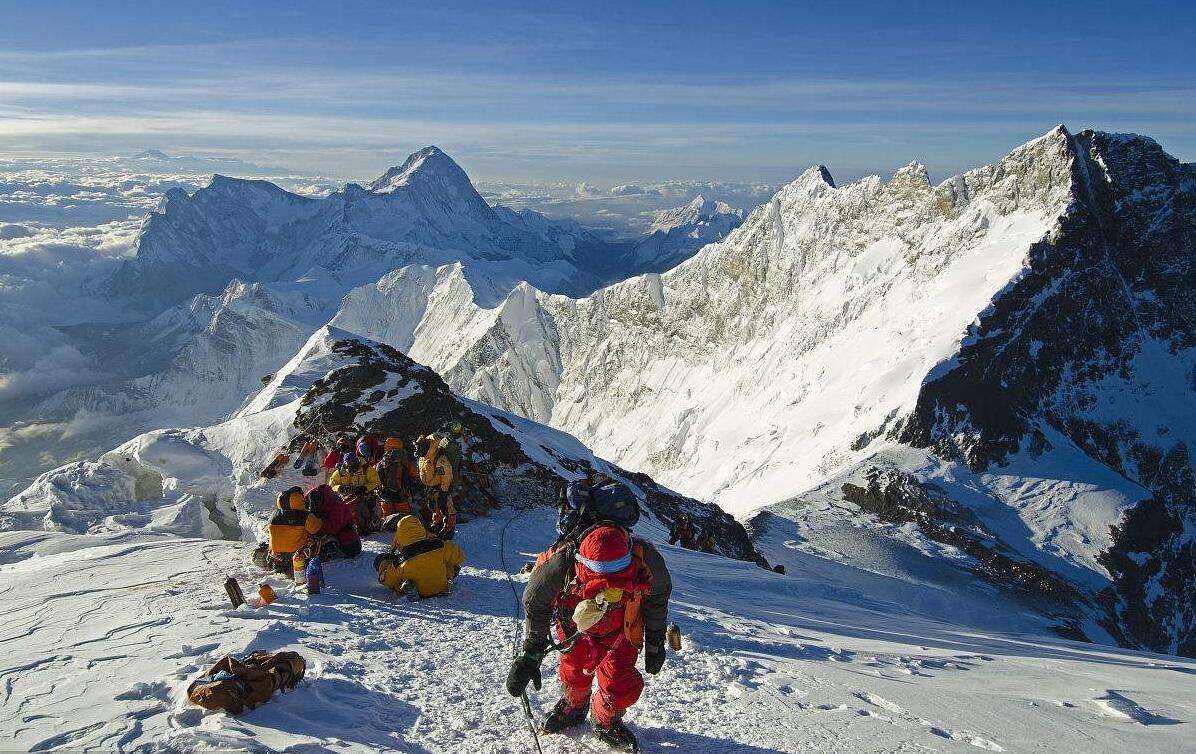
(895, 128, 1195, 655)
(841, 467, 1083, 615)
(289, 336, 763, 564)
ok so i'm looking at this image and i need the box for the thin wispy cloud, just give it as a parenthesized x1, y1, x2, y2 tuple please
(0, 1, 1192, 182)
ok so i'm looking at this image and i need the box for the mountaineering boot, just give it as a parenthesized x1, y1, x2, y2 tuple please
(593, 717, 638, 752)
(542, 697, 588, 733)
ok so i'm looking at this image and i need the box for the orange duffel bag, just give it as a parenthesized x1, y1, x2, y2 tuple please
(187, 650, 306, 714)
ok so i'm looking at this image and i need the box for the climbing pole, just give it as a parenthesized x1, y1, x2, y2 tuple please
(499, 507, 545, 754)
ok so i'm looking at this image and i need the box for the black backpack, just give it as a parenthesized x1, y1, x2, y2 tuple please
(556, 478, 640, 544)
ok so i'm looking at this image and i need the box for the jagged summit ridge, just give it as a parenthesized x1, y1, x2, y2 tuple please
(334, 126, 1194, 654)
(356, 125, 1089, 478)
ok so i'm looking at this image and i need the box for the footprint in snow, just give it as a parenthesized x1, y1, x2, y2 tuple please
(163, 642, 221, 660)
(853, 690, 906, 714)
(168, 707, 205, 729)
(927, 727, 1006, 751)
(114, 680, 172, 702)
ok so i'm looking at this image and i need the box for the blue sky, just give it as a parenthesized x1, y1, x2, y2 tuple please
(1, 0, 1193, 184)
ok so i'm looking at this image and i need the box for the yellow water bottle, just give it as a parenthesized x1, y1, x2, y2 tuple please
(292, 551, 307, 584)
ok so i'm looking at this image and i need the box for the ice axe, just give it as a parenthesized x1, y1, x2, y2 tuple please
(514, 590, 621, 752)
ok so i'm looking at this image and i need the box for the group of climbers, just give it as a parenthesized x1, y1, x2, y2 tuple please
(255, 424, 684, 752)
(256, 421, 493, 598)
(259, 484, 363, 574)
(321, 422, 496, 541)
(667, 512, 717, 553)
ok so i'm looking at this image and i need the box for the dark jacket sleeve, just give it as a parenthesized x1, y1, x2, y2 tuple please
(640, 541, 672, 634)
(522, 549, 571, 651)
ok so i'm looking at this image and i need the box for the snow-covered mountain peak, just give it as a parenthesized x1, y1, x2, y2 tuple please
(131, 148, 172, 160)
(367, 145, 474, 197)
(889, 161, 932, 190)
(238, 324, 377, 416)
(794, 163, 837, 191)
(648, 193, 742, 234)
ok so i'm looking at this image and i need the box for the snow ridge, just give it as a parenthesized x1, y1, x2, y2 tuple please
(327, 126, 1194, 655)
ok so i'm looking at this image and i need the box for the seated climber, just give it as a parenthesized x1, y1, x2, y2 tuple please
(329, 446, 382, 534)
(263, 487, 322, 573)
(374, 514, 465, 598)
(356, 434, 383, 467)
(305, 484, 362, 559)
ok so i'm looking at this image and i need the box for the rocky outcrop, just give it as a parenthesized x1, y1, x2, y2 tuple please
(840, 466, 1083, 627)
(288, 334, 762, 563)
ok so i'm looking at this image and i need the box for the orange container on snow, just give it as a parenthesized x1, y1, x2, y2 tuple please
(258, 582, 276, 606)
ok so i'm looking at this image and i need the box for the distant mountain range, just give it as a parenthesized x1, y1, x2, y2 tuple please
(0, 146, 743, 497)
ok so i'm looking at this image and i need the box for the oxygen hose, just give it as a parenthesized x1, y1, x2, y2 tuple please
(499, 507, 546, 754)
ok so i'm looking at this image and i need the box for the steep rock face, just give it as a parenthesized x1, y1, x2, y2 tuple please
(110, 177, 326, 307)
(896, 130, 1196, 655)
(437, 129, 1077, 510)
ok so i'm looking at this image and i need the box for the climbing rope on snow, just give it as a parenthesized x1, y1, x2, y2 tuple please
(499, 506, 545, 754)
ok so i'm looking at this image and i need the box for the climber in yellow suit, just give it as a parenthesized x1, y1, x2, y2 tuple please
(374, 515, 465, 598)
(416, 433, 458, 539)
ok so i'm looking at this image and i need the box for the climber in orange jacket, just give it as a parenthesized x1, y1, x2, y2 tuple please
(266, 487, 322, 573)
(376, 437, 420, 520)
(416, 433, 457, 539)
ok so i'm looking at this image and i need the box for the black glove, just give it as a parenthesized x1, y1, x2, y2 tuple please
(644, 629, 666, 674)
(505, 645, 545, 697)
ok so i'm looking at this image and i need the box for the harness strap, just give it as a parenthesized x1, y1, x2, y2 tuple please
(398, 537, 444, 563)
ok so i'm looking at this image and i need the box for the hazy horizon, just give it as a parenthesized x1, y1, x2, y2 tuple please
(2, 0, 1194, 185)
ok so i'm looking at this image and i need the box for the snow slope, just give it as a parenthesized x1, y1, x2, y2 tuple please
(3, 509, 1194, 753)
(327, 127, 1194, 656)
(4, 326, 757, 559)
